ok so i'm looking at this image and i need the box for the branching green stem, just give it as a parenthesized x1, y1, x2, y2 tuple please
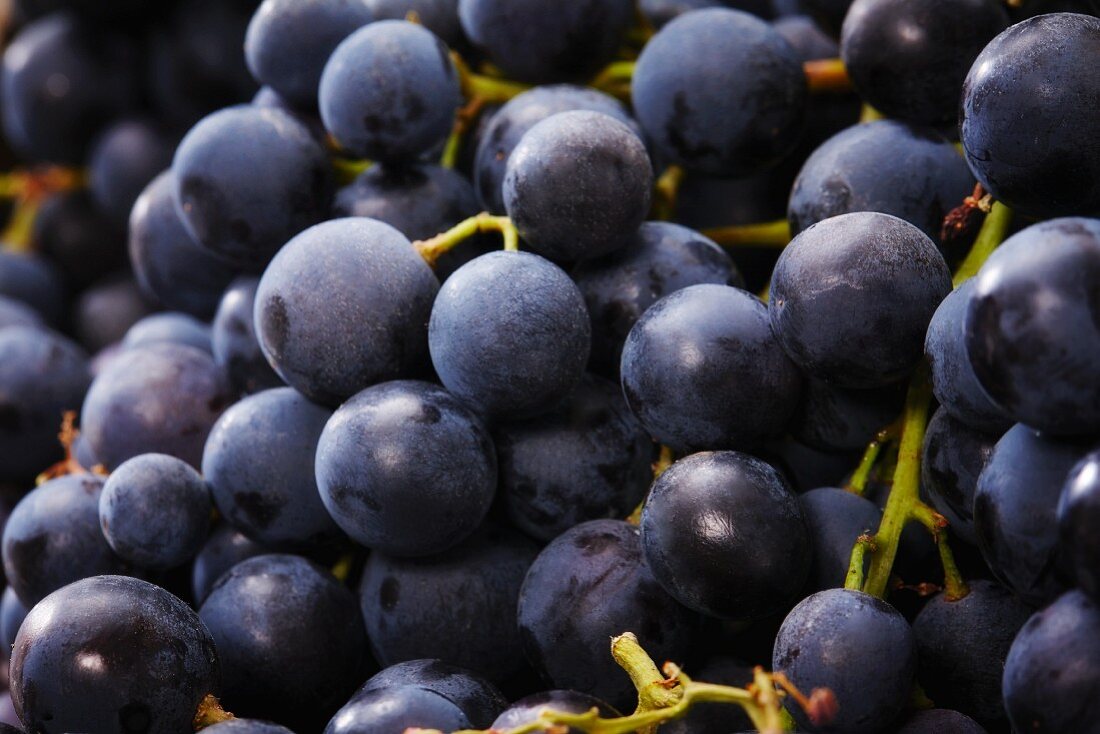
(414, 213, 519, 267)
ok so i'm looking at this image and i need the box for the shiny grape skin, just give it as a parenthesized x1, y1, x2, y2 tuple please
(0, 251, 66, 327)
(11, 576, 220, 734)
(632, 8, 807, 176)
(964, 217, 1100, 435)
(211, 277, 284, 397)
(924, 279, 1012, 434)
(897, 710, 989, 734)
(494, 375, 651, 543)
(244, 0, 374, 110)
(88, 118, 177, 226)
(204, 387, 344, 548)
(789, 378, 905, 453)
(472, 85, 636, 214)
(429, 251, 590, 420)
(458, 0, 634, 84)
(621, 284, 802, 453)
(359, 525, 538, 683)
(920, 407, 1003, 546)
(0, 326, 90, 483)
(773, 589, 917, 734)
(798, 488, 882, 592)
(840, 0, 1008, 125)
(503, 111, 652, 262)
(491, 690, 620, 734)
(0, 587, 27, 652)
(973, 424, 1088, 606)
(769, 211, 952, 389)
(191, 524, 274, 606)
(316, 380, 497, 556)
(319, 20, 460, 161)
(360, 659, 508, 729)
(122, 313, 213, 354)
(199, 554, 367, 730)
(172, 105, 335, 270)
(517, 520, 698, 711)
(961, 13, 1100, 218)
(912, 580, 1033, 729)
(100, 453, 212, 570)
(1057, 450, 1100, 599)
(787, 121, 975, 250)
(573, 221, 743, 378)
(640, 452, 811, 622)
(1003, 591, 1100, 734)
(80, 343, 232, 470)
(325, 685, 471, 734)
(129, 172, 239, 320)
(254, 218, 439, 406)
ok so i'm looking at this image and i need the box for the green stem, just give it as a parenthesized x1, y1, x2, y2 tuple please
(844, 424, 898, 496)
(910, 503, 970, 600)
(952, 201, 1013, 287)
(652, 165, 684, 221)
(591, 60, 637, 96)
(452, 52, 531, 103)
(844, 535, 876, 592)
(332, 157, 372, 185)
(859, 104, 884, 123)
(414, 213, 518, 267)
(804, 58, 852, 94)
(611, 633, 682, 734)
(701, 219, 791, 249)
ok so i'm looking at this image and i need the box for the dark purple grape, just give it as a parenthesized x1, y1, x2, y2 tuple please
(897, 710, 989, 733)
(366, 0, 465, 46)
(33, 191, 126, 290)
(325, 685, 470, 734)
(0, 296, 43, 332)
(73, 275, 156, 354)
(191, 524, 275, 607)
(88, 118, 177, 226)
(491, 690, 620, 734)
(205, 721, 295, 734)
(122, 313, 212, 354)
(211, 277, 284, 396)
(0, 587, 28, 652)
(1058, 450, 1100, 600)
(0, 251, 66, 327)
(360, 659, 508, 728)
(799, 487, 881, 592)
(790, 379, 905, 453)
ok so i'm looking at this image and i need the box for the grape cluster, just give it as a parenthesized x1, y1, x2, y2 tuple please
(0, 1, 1096, 733)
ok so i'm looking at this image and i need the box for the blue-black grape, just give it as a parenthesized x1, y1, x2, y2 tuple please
(458, 0, 633, 84)
(33, 190, 126, 289)
(0, 296, 43, 332)
(640, 451, 811, 621)
(191, 523, 275, 606)
(1003, 590, 1100, 734)
(0, 587, 27, 653)
(572, 221, 743, 377)
(1057, 450, 1100, 599)
(11, 575, 219, 734)
(88, 118, 177, 226)
(787, 121, 976, 249)
(211, 277, 284, 396)
(254, 218, 439, 406)
(621, 284, 802, 453)
(790, 378, 905, 453)
(325, 685, 471, 734)
(245, 0, 374, 109)
(319, 20, 460, 161)
(633, 8, 807, 176)
(517, 519, 697, 711)
(799, 487, 881, 592)
(199, 554, 367, 730)
(503, 111, 652, 261)
(964, 217, 1100, 435)
(360, 659, 508, 728)
(494, 375, 651, 542)
(2, 474, 128, 606)
(359, 524, 538, 682)
(74, 275, 156, 354)
(429, 251, 590, 419)
(0, 325, 90, 482)
(204, 387, 343, 548)
(0, 251, 66, 326)
(773, 588, 916, 733)
(491, 690, 619, 733)
(897, 710, 989, 733)
(912, 579, 1033, 729)
(840, 0, 1009, 125)
(366, 0, 465, 47)
(204, 721, 295, 734)
(122, 313, 213, 354)
(316, 380, 496, 556)
(770, 211, 952, 388)
(960, 13, 1100, 218)
(100, 453, 212, 570)
(172, 105, 335, 270)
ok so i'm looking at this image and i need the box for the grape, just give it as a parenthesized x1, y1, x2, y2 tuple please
(0, 251, 66, 326)
(1003, 591, 1100, 733)
(767, 438, 862, 495)
(1057, 450, 1100, 599)
(0, 297, 42, 332)
(360, 659, 508, 728)
(199, 554, 367, 730)
(191, 524, 275, 606)
(640, 451, 811, 621)
(621, 285, 802, 453)
(961, 13, 1100, 218)
(204, 387, 344, 548)
(122, 313, 213, 354)
(974, 423, 1087, 606)
(472, 85, 637, 214)
(0, 325, 90, 482)
(841, 0, 1009, 124)
(0, 587, 27, 653)
(773, 14, 843, 59)
(172, 105, 335, 270)
(88, 118, 177, 226)
(912, 580, 1033, 728)
(572, 221, 743, 377)
(254, 218, 439, 406)
(245, 0, 374, 109)
(799, 488, 882, 592)
(204, 721, 295, 734)
(458, 0, 634, 84)
(11, 576, 219, 734)
(319, 20, 460, 161)
(429, 251, 590, 419)
(325, 685, 471, 734)
(517, 520, 697, 710)
(129, 171, 240, 320)
(641, 0, 737, 27)
(897, 710, 989, 733)
(494, 375, 652, 542)
(633, 8, 807, 176)
(788, 121, 976, 249)
(790, 379, 906, 453)
(81, 343, 232, 470)
(503, 110, 652, 261)
(73, 276, 155, 354)
(773, 588, 917, 733)
(100, 453, 212, 570)
(964, 217, 1100, 435)
(33, 190, 126, 289)
(316, 380, 496, 556)
(770, 211, 952, 388)
(211, 277, 284, 396)
(359, 524, 538, 682)
(365, 1, 466, 47)
(491, 690, 619, 733)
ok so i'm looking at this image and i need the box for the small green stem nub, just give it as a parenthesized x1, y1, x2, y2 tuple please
(804, 58, 852, 94)
(701, 219, 791, 249)
(414, 213, 519, 268)
(193, 695, 234, 730)
(911, 503, 970, 600)
(452, 52, 531, 104)
(859, 104, 884, 123)
(845, 423, 899, 496)
(952, 201, 1013, 287)
(332, 157, 372, 185)
(652, 165, 684, 221)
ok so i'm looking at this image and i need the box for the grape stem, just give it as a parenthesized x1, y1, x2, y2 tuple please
(36, 411, 107, 484)
(701, 219, 791, 249)
(951, 201, 1012, 287)
(803, 59, 852, 94)
(414, 213, 519, 267)
(332, 157, 372, 185)
(0, 167, 85, 254)
(844, 423, 900, 496)
(859, 104, 884, 123)
(652, 165, 684, 221)
(441, 97, 489, 170)
(193, 694, 234, 729)
(452, 52, 532, 104)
